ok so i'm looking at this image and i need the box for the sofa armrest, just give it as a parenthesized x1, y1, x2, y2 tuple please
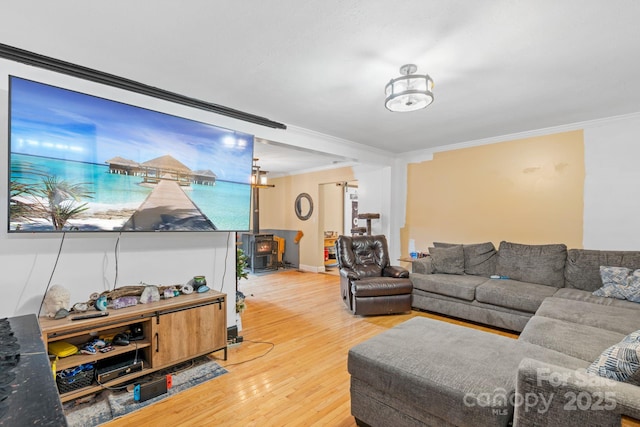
(411, 257, 433, 274)
(383, 265, 409, 278)
(514, 358, 640, 427)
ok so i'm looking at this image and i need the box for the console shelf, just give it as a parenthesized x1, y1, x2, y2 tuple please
(54, 340, 152, 372)
(39, 291, 227, 403)
(55, 367, 154, 403)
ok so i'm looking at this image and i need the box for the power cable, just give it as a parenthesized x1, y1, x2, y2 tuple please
(38, 232, 66, 317)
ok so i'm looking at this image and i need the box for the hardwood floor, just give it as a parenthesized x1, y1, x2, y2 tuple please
(103, 270, 635, 426)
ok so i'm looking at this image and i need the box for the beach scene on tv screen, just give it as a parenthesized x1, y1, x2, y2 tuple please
(8, 77, 253, 232)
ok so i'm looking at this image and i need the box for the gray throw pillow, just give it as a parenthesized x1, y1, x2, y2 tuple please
(433, 242, 497, 277)
(429, 245, 464, 275)
(587, 330, 640, 385)
(433, 242, 459, 248)
(496, 241, 567, 287)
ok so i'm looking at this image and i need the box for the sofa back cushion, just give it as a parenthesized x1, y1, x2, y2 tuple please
(565, 249, 640, 292)
(496, 241, 567, 287)
(433, 242, 497, 277)
(462, 242, 498, 277)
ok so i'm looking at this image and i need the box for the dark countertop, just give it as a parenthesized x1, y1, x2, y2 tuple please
(1, 314, 67, 426)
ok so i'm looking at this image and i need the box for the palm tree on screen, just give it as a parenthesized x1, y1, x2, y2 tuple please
(35, 176, 94, 230)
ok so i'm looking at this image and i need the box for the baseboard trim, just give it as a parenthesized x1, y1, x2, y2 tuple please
(298, 264, 325, 273)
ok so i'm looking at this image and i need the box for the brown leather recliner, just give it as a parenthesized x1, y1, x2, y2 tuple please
(335, 235, 413, 316)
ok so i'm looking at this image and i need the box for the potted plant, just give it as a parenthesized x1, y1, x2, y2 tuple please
(236, 248, 249, 285)
(236, 291, 246, 315)
(236, 248, 249, 331)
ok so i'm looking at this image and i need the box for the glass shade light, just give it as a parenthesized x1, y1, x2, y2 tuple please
(249, 173, 267, 186)
(251, 158, 274, 188)
(385, 64, 434, 112)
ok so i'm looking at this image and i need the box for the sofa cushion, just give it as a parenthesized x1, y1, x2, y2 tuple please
(412, 289, 535, 331)
(536, 297, 640, 335)
(564, 249, 640, 292)
(519, 315, 626, 362)
(475, 279, 558, 313)
(553, 288, 640, 310)
(587, 330, 640, 385)
(463, 242, 498, 277)
(429, 245, 465, 275)
(410, 273, 487, 301)
(434, 242, 497, 277)
(496, 241, 567, 287)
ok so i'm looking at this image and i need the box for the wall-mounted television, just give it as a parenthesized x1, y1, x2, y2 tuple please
(8, 76, 254, 233)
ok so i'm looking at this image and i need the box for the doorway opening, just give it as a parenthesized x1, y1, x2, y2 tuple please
(319, 181, 358, 275)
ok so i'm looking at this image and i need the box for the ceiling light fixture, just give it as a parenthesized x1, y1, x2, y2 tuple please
(251, 158, 275, 189)
(385, 64, 434, 112)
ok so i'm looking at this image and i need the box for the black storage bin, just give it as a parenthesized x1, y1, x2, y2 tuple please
(56, 366, 94, 394)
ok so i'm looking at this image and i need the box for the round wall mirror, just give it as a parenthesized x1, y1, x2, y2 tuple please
(295, 193, 313, 221)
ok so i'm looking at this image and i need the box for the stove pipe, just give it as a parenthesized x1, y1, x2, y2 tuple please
(252, 186, 260, 234)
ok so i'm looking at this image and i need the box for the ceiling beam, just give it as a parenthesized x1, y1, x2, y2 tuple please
(0, 43, 287, 130)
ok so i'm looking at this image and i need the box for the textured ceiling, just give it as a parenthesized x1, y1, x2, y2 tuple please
(3, 1, 640, 174)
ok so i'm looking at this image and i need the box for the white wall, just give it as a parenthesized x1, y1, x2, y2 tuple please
(353, 164, 391, 238)
(583, 114, 640, 249)
(3, 232, 235, 315)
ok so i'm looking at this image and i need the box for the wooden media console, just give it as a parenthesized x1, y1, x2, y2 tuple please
(39, 291, 227, 403)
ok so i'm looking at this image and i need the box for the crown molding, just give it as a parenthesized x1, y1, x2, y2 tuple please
(286, 125, 394, 159)
(398, 111, 640, 164)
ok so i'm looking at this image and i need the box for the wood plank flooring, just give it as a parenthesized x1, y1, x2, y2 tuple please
(103, 270, 636, 427)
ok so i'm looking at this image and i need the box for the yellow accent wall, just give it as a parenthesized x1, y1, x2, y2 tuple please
(259, 166, 355, 269)
(402, 130, 585, 256)
(320, 182, 344, 235)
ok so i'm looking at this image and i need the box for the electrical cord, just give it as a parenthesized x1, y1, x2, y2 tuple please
(166, 358, 195, 376)
(113, 232, 121, 290)
(220, 231, 231, 294)
(221, 339, 275, 367)
(94, 369, 134, 390)
(94, 341, 139, 391)
(37, 232, 66, 317)
(131, 358, 196, 387)
(95, 375, 132, 391)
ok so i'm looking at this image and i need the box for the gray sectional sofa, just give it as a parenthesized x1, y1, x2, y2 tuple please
(410, 241, 640, 332)
(347, 241, 640, 426)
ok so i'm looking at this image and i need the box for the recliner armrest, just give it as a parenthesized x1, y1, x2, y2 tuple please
(339, 268, 359, 280)
(383, 266, 409, 278)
